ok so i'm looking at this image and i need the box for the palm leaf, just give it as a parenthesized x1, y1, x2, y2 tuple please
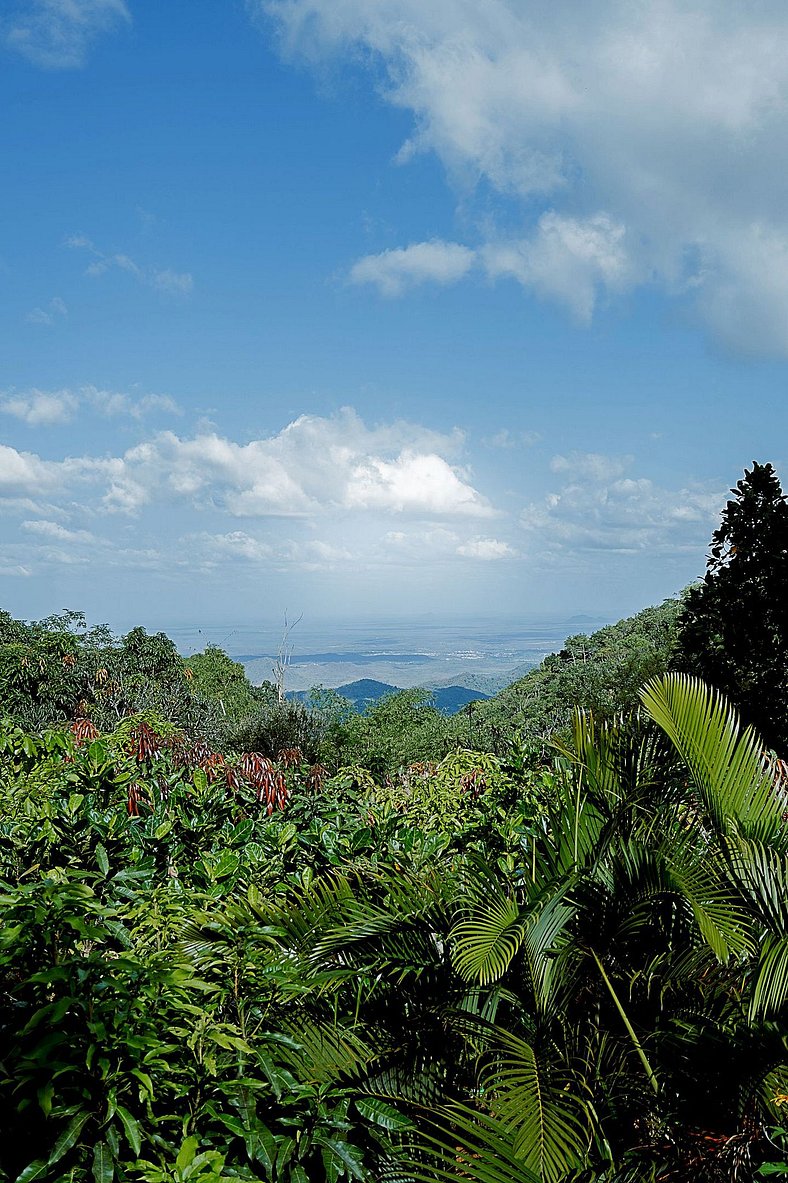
(480, 1029, 587, 1183)
(750, 934, 788, 1019)
(385, 1105, 541, 1183)
(452, 891, 525, 986)
(640, 673, 786, 846)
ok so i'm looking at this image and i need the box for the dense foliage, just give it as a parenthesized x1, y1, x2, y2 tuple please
(678, 461, 788, 754)
(5, 463, 788, 1181)
(0, 601, 682, 777)
(1, 679, 788, 1182)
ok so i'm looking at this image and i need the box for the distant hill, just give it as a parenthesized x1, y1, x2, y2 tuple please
(290, 679, 490, 716)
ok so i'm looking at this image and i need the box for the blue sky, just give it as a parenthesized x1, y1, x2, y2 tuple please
(2, 0, 788, 630)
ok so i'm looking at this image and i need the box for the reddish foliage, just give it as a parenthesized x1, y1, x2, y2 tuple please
(461, 770, 487, 799)
(70, 718, 100, 746)
(239, 752, 289, 812)
(307, 763, 329, 792)
(127, 720, 164, 763)
(278, 746, 303, 768)
(127, 780, 147, 817)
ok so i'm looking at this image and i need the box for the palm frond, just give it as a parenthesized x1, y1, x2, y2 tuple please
(641, 673, 786, 846)
(480, 1029, 588, 1183)
(385, 1105, 541, 1183)
(749, 934, 788, 1020)
(452, 891, 525, 986)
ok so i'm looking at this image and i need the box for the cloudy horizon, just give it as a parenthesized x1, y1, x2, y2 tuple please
(2, 1, 786, 631)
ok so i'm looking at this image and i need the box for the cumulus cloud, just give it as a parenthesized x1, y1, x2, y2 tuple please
(3, 0, 129, 68)
(0, 444, 63, 494)
(521, 452, 721, 556)
(262, 0, 788, 352)
(112, 409, 490, 518)
(482, 213, 634, 323)
(0, 385, 180, 426)
(0, 408, 491, 522)
(1, 389, 78, 426)
(345, 450, 490, 515)
(349, 240, 475, 296)
(66, 235, 193, 297)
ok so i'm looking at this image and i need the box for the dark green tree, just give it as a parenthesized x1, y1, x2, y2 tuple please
(678, 461, 788, 753)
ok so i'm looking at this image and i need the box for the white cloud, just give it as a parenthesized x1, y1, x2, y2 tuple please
(188, 532, 352, 575)
(0, 444, 58, 494)
(262, 0, 788, 352)
(115, 410, 488, 518)
(482, 213, 634, 323)
(521, 452, 721, 556)
(192, 531, 275, 564)
(22, 519, 96, 543)
(349, 239, 475, 296)
(0, 385, 180, 426)
(0, 408, 490, 522)
(550, 452, 632, 482)
(26, 296, 67, 326)
(151, 268, 194, 296)
(67, 235, 193, 297)
(345, 450, 491, 515)
(82, 386, 181, 418)
(1, 389, 78, 425)
(3, 0, 129, 68)
(456, 536, 517, 560)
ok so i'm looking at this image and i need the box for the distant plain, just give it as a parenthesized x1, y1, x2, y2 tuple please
(167, 615, 613, 694)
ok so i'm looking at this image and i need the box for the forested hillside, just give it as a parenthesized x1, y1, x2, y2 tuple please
(2, 464, 788, 1182)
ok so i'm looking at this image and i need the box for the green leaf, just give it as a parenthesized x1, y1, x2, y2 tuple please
(14, 1162, 48, 1183)
(641, 673, 786, 846)
(48, 1110, 91, 1165)
(37, 1081, 54, 1117)
(115, 1104, 142, 1156)
(176, 1137, 200, 1177)
(92, 1142, 115, 1183)
(96, 843, 110, 876)
(453, 891, 524, 985)
(320, 1138, 366, 1181)
(88, 738, 107, 764)
(355, 1097, 412, 1131)
(398, 1106, 541, 1183)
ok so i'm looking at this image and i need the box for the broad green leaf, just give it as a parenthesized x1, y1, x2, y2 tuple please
(14, 1162, 48, 1183)
(88, 738, 107, 764)
(176, 1137, 199, 1177)
(641, 673, 786, 846)
(453, 892, 524, 985)
(320, 1138, 366, 1181)
(48, 1110, 91, 1165)
(115, 1104, 141, 1156)
(92, 1142, 115, 1183)
(96, 843, 110, 876)
(355, 1097, 412, 1131)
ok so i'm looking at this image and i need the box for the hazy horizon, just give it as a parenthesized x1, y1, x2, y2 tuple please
(1, 2, 780, 623)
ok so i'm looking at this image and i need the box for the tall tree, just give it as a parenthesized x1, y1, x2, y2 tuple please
(678, 461, 788, 753)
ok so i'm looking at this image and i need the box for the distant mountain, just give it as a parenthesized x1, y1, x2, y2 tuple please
(290, 678, 490, 716)
(431, 685, 490, 715)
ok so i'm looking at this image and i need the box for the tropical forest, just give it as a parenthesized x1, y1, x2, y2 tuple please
(1, 461, 788, 1183)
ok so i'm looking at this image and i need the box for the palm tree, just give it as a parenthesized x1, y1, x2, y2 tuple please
(420, 675, 788, 1182)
